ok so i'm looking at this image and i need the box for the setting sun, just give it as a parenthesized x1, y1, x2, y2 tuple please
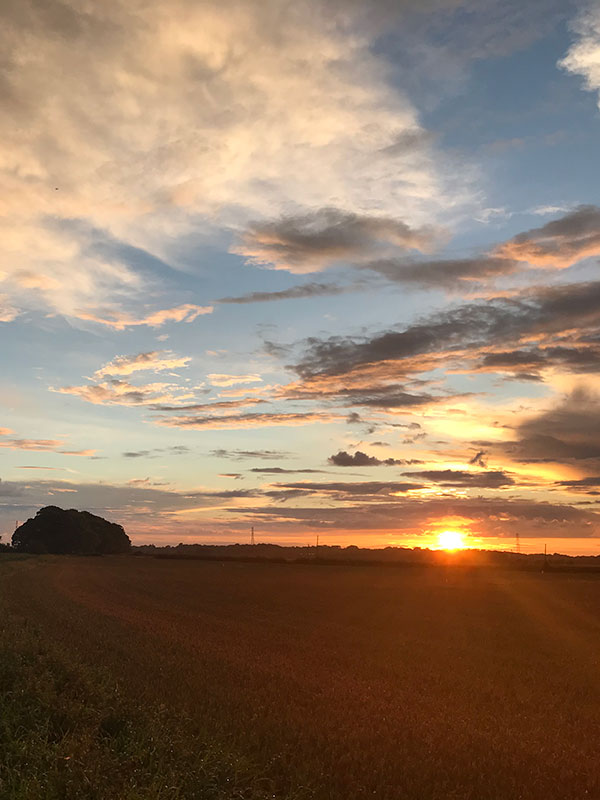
(437, 530, 467, 551)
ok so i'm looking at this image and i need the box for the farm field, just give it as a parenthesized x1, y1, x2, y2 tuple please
(2, 555, 600, 799)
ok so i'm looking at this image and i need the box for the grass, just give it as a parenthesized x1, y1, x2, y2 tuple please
(2, 555, 600, 798)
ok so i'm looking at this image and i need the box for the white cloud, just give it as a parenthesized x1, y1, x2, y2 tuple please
(560, 6, 600, 105)
(0, 0, 471, 321)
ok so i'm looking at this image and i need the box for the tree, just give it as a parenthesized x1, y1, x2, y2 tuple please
(12, 506, 131, 555)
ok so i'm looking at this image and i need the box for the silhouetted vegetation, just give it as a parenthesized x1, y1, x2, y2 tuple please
(133, 541, 600, 572)
(12, 506, 131, 555)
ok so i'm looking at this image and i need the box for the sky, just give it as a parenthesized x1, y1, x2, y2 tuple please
(2, 0, 600, 553)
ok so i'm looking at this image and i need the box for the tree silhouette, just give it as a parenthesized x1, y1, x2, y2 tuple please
(12, 506, 131, 555)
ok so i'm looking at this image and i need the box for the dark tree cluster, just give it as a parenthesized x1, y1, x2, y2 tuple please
(12, 506, 131, 555)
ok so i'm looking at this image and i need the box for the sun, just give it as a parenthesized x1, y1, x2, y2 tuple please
(437, 530, 466, 551)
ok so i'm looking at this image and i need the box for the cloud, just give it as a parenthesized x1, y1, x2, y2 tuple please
(1, 0, 465, 322)
(0, 438, 64, 451)
(365, 255, 517, 288)
(249, 467, 328, 474)
(16, 466, 67, 471)
(469, 450, 488, 467)
(94, 350, 191, 378)
(291, 279, 600, 396)
(235, 495, 599, 538)
(405, 469, 515, 488)
(153, 398, 265, 413)
(470, 346, 600, 381)
(503, 388, 600, 462)
(529, 205, 574, 217)
(156, 411, 343, 431)
(0, 429, 95, 456)
(210, 449, 292, 461)
(280, 380, 438, 410)
(356, 206, 600, 289)
(495, 205, 600, 268)
(558, 476, 600, 491)
(122, 446, 190, 458)
(271, 480, 424, 497)
(78, 304, 213, 330)
(0, 295, 19, 322)
(560, 6, 600, 107)
(328, 450, 409, 466)
(233, 208, 441, 273)
(218, 281, 352, 304)
(53, 379, 195, 406)
(207, 374, 263, 387)
(0, 479, 261, 524)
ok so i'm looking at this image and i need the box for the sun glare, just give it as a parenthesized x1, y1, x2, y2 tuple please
(437, 530, 466, 551)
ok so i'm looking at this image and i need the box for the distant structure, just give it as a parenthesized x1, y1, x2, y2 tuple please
(515, 530, 520, 554)
(251, 525, 255, 546)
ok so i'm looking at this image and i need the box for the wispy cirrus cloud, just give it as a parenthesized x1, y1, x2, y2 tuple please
(207, 374, 263, 387)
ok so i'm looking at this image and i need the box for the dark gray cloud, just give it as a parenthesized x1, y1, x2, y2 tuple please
(123, 446, 191, 458)
(210, 449, 293, 461)
(558, 477, 600, 489)
(505, 389, 600, 462)
(218, 281, 351, 304)
(283, 380, 437, 408)
(365, 255, 517, 287)
(328, 450, 409, 467)
(469, 450, 487, 467)
(292, 280, 600, 386)
(249, 467, 327, 474)
(472, 346, 600, 381)
(405, 469, 515, 488)
(272, 480, 423, 496)
(233, 207, 438, 273)
(230, 495, 599, 538)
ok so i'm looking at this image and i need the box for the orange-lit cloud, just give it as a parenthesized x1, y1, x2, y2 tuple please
(94, 351, 191, 378)
(156, 411, 343, 430)
(78, 304, 213, 330)
(53, 380, 195, 407)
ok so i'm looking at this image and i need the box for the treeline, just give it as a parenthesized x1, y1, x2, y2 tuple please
(132, 542, 600, 571)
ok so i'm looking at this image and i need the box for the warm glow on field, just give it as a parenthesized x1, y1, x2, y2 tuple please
(437, 530, 467, 551)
